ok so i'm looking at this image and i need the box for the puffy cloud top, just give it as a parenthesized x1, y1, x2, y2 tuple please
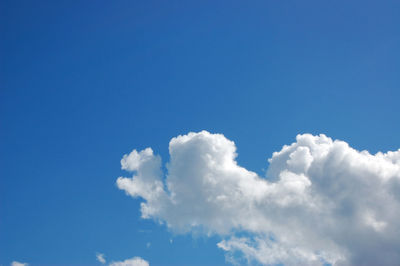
(109, 257, 149, 266)
(11, 262, 28, 266)
(117, 131, 400, 265)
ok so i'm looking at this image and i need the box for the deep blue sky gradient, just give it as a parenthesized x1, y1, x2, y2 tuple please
(1, 1, 399, 265)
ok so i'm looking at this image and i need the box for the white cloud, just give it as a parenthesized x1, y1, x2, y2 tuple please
(217, 236, 333, 266)
(96, 252, 106, 264)
(117, 131, 400, 265)
(11, 262, 28, 266)
(109, 257, 149, 266)
(95, 253, 148, 266)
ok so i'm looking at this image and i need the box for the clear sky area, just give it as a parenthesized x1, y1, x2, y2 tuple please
(1, 1, 400, 265)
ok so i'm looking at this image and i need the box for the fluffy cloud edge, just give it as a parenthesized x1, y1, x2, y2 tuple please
(11, 262, 28, 266)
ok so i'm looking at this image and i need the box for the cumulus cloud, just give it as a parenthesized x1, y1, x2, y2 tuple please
(109, 257, 149, 266)
(11, 262, 28, 266)
(96, 253, 148, 266)
(117, 131, 400, 265)
(96, 252, 106, 264)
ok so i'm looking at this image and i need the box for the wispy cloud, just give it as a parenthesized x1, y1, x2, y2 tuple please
(96, 253, 106, 264)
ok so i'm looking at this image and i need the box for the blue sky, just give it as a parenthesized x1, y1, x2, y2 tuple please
(1, 1, 400, 265)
